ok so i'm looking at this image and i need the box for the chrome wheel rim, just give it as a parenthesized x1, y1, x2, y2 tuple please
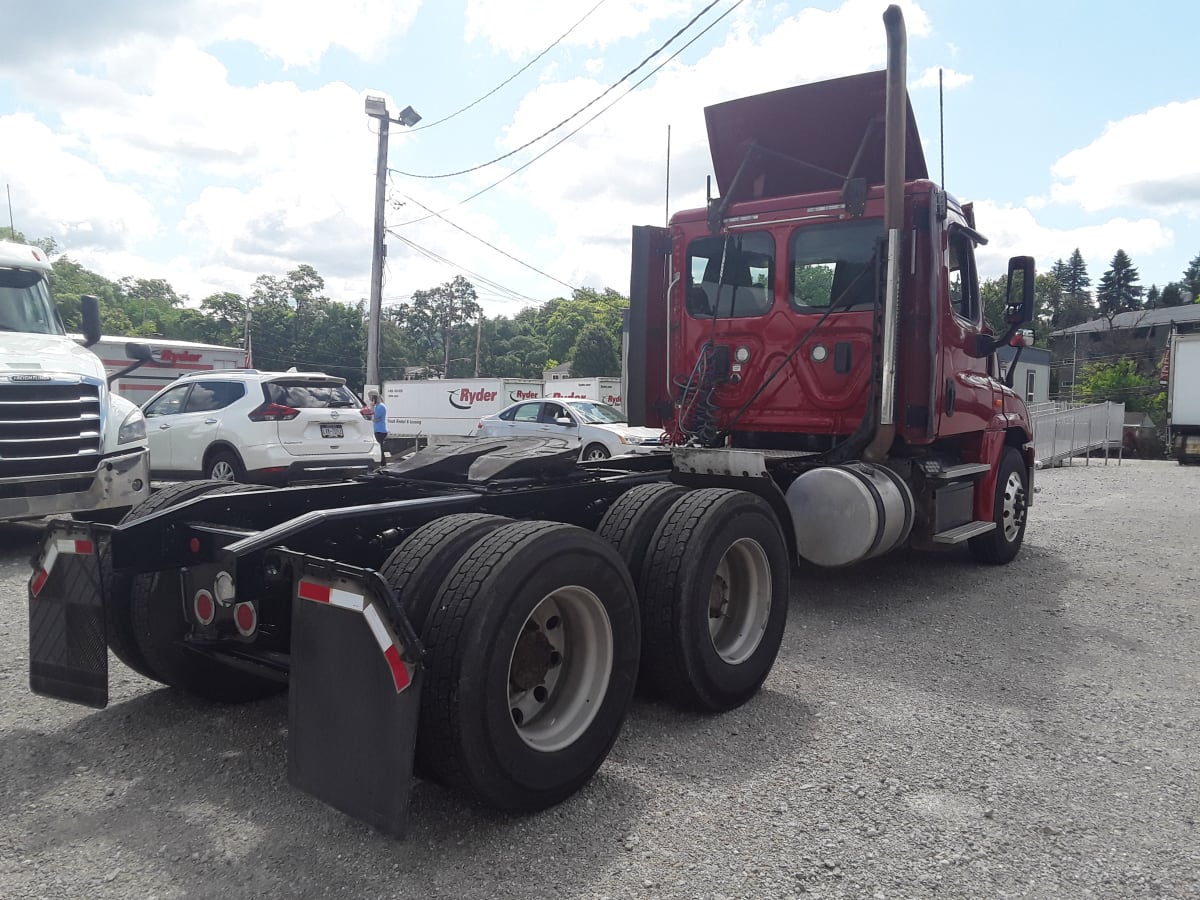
(584, 446, 609, 461)
(708, 537, 771, 664)
(209, 460, 236, 481)
(1001, 471, 1027, 542)
(508, 586, 613, 752)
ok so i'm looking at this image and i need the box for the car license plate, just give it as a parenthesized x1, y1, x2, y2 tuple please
(320, 424, 344, 439)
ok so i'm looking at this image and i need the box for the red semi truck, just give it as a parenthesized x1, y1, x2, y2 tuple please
(27, 6, 1034, 835)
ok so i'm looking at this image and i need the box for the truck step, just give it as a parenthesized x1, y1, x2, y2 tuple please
(931, 520, 996, 544)
(934, 463, 992, 480)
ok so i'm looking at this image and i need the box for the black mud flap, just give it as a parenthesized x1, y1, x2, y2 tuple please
(28, 520, 109, 709)
(280, 552, 424, 837)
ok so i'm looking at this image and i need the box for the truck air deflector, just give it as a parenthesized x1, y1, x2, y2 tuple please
(282, 552, 423, 836)
(703, 70, 927, 205)
(27, 520, 109, 708)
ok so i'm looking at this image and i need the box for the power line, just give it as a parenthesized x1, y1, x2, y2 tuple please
(388, 232, 546, 305)
(391, 194, 579, 293)
(391, 0, 728, 179)
(389, 0, 744, 229)
(409, 1, 608, 133)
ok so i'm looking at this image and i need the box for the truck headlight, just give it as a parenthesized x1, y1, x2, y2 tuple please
(118, 409, 146, 444)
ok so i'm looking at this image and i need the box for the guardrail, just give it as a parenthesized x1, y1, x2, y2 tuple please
(1030, 401, 1125, 468)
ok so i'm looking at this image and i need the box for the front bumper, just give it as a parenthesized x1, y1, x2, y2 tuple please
(0, 448, 150, 522)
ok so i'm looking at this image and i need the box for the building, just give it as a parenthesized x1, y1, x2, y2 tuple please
(996, 345, 1050, 404)
(1048, 304, 1200, 399)
(543, 362, 571, 381)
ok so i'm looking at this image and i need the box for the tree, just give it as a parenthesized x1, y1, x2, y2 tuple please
(569, 323, 619, 377)
(1077, 358, 1164, 418)
(0, 227, 57, 255)
(1061, 249, 1092, 301)
(1160, 282, 1186, 307)
(1183, 252, 1200, 302)
(1096, 249, 1142, 320)
(1145, 284, 1160, 309)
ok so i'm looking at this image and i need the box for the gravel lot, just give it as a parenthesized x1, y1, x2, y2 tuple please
(1, 459, 1197, 899)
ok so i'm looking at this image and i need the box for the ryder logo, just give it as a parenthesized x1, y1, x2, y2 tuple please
(448, 387, 498, 410)
(155, 348, 202, 364)
(510, 390, 539, 401)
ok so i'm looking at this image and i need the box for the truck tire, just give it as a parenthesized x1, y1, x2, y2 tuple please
(379, 513, 511, 634)
(639, 488, 789, 712)
(418, 520, 639, 813)
(969, 447, 1028, 565)
(596, 483, 688, 587)
(103, 480, 242, 681)
(129, 482, 285, 702)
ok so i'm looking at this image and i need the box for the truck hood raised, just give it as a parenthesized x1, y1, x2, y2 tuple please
(704, 69, 928, 204)
(0, 333, 107, 382)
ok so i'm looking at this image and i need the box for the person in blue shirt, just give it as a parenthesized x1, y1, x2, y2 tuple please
(369, 391, 388, 461)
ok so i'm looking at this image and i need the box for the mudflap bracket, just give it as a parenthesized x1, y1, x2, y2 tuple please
(27, 519, 110, 709)
(274, 549, 424, 837)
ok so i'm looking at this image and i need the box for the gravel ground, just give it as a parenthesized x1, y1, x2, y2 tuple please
(1, 458, 1197, 899)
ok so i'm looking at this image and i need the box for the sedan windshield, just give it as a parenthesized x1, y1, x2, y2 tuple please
(570, 402, 626, 425)
(0, 269, 63, 335)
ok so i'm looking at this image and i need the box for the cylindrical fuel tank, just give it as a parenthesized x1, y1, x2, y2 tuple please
(784, 462, 914, 567)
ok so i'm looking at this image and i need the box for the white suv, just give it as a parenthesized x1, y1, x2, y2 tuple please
(140, 370, 380, 484)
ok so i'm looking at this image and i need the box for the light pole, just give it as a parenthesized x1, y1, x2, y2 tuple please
(364, 95, 420, 396)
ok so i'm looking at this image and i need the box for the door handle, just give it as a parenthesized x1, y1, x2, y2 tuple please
(158, 423, 171, 430)
(204, 418, 218, 424)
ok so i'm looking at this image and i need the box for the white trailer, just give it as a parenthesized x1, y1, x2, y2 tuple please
(1167, 332, 1200, 464)
(88, 336, 247, 402)
(381, 378, 543, 439)
(542, 377, 624, 412)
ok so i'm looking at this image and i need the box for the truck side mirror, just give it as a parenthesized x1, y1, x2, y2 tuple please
(80, 294, 102, 347)
(1005, 256, 1036, 326)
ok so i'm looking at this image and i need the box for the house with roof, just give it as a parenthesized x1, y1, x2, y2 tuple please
(1047, 304, 1200, 398)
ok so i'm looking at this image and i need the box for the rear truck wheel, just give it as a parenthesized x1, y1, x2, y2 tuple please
(379, 513, 511, 634)
(129, 482, 285, 702)
(417, 520, 639, 813)
(969, 447, 1029, 565)
(205, 450, 245, 482)
(102, 480, 242, 681)
(639, 488, 789, 712)
(596, 483, 689, 587)
(582, 443, 611, 461)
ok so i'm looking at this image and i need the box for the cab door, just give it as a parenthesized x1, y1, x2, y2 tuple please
(169, 380, 246, 474)
(937, 225, 995, 438)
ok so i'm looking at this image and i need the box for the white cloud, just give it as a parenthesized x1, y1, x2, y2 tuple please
(0, 114, 160, 250)
(465, 0, 696, 59)
(1049, 99, 1200, 216)
(967, 201, 1173, 283)
(912, 66, 972, 90)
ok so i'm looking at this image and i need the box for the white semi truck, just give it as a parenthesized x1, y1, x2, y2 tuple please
(1167, 332, 1200, 465)
(0, 239, 151, 522)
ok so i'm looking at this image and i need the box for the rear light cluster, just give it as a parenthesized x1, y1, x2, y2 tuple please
(360, 406, 373, 420)
(248, 402, 300, 422)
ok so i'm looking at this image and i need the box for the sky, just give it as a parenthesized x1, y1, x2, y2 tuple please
(1, 0, 1198, 321)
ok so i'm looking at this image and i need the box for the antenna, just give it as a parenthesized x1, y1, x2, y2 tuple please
(938, 68, 945, 189)
(664, 124, 672, 226)
(5, 184, 14, 237)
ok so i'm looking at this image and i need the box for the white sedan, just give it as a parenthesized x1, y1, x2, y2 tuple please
(475, 398, 666, 461)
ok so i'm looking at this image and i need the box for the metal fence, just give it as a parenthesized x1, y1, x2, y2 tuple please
(1030, 401, 1125, 467)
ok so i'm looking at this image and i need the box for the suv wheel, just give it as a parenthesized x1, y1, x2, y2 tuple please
(206, 450, 245, 482)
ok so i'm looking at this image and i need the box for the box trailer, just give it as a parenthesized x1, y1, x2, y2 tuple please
(1167, 332, 1200, 464)
(381, 378, 542, 439)
(88, 336, 247, 402)
(542, 377, 624, 411)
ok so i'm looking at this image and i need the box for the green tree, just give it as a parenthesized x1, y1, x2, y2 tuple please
(569, 323, 620, 377)
(1160, 282, 1186, 307)
(1096, 249, 1142, 319)
(1145, 284, 1160, 309)
(1077, 358, 1164, 419)
(1183, 252, 1200, 301)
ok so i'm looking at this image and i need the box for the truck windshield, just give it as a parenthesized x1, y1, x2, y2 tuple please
(789, 219, 884, 312)
(0, 269, 64, 335)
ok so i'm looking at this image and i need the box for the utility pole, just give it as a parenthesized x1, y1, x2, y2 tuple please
(364, 96, 421, 396)
(474, 313, 483, 377)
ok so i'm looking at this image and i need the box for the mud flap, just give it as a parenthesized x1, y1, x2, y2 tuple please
(28, 520, 109, 709)
(281, 552, 423, 837)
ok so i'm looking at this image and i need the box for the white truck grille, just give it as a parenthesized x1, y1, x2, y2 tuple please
(0, 381, 103, 475)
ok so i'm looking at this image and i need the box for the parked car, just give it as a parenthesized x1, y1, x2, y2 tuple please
(140, 370, 380, 483)
(474, 397, 665, 460)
